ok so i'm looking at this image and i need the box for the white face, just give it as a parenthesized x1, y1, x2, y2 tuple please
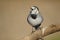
(31, 6, 36, 10)
(31, 6, 39, 14)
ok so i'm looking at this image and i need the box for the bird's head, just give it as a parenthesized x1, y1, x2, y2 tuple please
(31, 6, 39, 10)
(30, 6, 39, 19)
(30, 6, 39, 14)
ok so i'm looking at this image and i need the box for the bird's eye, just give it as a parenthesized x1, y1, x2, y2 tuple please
(32, 9, 33, 10)
(31, 8, 33, 10)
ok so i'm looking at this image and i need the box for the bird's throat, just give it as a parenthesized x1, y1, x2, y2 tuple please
(31, 14, 37, 19)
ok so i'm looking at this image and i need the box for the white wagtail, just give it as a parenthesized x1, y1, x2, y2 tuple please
(27, 6, 44, 33)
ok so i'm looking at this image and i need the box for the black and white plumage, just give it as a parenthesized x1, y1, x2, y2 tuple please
(27, 6, 43, 32)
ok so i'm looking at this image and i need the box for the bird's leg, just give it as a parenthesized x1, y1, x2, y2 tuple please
(39, 26, 42, 30)
(31, 27, 35, 33)
(38, 27, 44, 40)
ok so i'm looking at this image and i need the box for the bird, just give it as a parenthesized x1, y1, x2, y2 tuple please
(27, 6, 44, 33)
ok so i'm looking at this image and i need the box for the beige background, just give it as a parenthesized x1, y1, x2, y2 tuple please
(0, 0, 60, 40)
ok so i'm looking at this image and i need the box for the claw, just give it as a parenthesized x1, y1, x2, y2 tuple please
(37, 38, 44, 40)
(31, 31, 35, 34)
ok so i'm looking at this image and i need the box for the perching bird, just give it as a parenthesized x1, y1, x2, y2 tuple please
(27, 6, 43, 33)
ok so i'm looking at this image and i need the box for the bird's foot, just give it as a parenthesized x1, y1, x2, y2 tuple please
(37, 38, 44, 40)
(31, 31, 35, 34)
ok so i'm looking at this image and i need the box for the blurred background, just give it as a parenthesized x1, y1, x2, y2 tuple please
(0, 0, 60, 40)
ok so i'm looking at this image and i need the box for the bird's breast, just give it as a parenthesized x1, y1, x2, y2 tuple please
(28, 15, 43, 26)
